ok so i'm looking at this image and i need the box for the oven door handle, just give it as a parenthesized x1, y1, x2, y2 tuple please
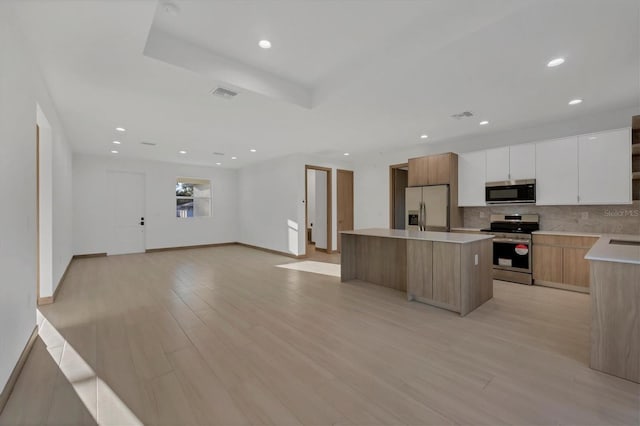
(493, 238, 530, 244)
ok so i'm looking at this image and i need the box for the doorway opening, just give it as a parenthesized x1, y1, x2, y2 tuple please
(36, 104, 53, 305)
(389, 163, 409, 230)
(305, 165, 332, 256)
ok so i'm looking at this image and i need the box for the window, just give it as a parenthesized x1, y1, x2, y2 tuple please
(176, 178, 211, 218)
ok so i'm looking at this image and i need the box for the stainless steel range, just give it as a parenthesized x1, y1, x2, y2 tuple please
(481, 214, 540, 285)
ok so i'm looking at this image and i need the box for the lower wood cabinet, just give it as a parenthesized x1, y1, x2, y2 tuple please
(432, 242, 461, 310)
(407, 240, 433, 299)
(532, 234, 599, 292)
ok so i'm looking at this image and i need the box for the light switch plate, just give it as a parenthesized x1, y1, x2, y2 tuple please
(581, 212, 589, 220)
(474, 254, 478, 265)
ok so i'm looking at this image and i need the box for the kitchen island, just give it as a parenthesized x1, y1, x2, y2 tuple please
(341, 228, 493, 316)
(586, 233, 640, 383)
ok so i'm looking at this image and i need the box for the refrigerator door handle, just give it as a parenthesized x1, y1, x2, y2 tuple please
(419, 202, 425, 231)
(422, 202, 427, 231)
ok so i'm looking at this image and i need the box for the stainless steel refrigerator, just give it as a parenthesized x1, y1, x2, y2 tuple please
(405, 185, 449, 231)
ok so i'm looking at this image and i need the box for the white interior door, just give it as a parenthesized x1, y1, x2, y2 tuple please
(108, 171, 145, 255)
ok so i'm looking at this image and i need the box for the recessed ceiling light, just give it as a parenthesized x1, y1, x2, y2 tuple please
(547, 57, 565, 67)
(216, 162, 221, 166)
(258, 40, 271, 49)
(231, 156, 237, 160)
(179, 150, 187, 154)
(115, 127, 126, 132)
(344, 152, 350, 156)
(479, 120, 489, 125)
(250, 149, 257, 152)
(420, 134, 428, 139)
(588, 136, 597, 140)
(112, 140, 121, 145)
(111, 150, 118, 154)
(568, 99, 583, 105)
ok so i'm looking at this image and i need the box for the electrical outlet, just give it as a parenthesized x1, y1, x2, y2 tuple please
(581, 212, 589, 220)
(479, 211, 486, 218)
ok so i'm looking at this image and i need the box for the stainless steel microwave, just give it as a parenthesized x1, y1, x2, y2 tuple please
(485, 179, 536, 204)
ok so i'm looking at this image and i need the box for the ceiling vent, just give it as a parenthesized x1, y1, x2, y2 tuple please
(451, 111, 474, 120)
(211, 87, 238, 99)
(140, 141, 157, 146)
(213, 152, 225, 156)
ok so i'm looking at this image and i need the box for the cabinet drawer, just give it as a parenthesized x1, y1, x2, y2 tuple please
(532, 234, 599, 248)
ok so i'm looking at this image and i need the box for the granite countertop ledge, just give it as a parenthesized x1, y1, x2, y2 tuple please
(450, 227, 483, 232)
(533, 230, 603, 237)
(341, 228, 493, 244)
(585, 234, 640, 265)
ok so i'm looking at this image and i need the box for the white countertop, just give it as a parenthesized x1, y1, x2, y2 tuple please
(341, 228, 494, 244)
(533, 230, 602, 238)
(450, 227, 483, 232)
(585, 234, 640, 265)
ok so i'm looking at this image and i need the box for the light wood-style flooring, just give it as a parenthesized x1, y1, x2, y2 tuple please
(1, 245, 638, 425)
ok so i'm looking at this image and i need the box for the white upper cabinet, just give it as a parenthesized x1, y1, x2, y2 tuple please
(485, 147, 510, 182)
(535, 136, 579, 205)
(458, 150, 486, 206)
(509, 143, 536, 180)
(578, 128, 631, 204)
(485, 145, 535, 182)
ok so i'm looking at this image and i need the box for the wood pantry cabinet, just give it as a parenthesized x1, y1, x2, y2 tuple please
(408, 153, 456, 186)
(532, 234, 599, 293)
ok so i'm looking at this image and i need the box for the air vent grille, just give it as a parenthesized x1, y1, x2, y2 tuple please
(141, 141, 157, 146)
(213, 152, 225, 156)
(211, 87, 238, 99)
(451, 111, 474, 120)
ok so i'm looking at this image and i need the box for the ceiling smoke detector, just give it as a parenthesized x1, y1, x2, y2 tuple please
(451, 111, 474, 120)
(210, 87, 238, 99)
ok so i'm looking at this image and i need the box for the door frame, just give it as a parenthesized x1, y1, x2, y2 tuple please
(305, 165, 332, 254)
(389, 163, 409, 228)
(36, 125, 40, 303)
(336, 169, 354, 253)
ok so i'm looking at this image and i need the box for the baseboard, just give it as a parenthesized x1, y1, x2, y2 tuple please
(145, 242, 236, 253)
(237, 242, 306, 259)
(37, 256, 74, 306)
(0, 326, 38, 416)
(72, 252, 107, 259)
(534, 280, 590, 294)
(314, 248, 330, 254)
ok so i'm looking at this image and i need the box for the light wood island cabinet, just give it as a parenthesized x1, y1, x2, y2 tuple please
(342, 229, 493, 316)
(586, 234, 640, 383)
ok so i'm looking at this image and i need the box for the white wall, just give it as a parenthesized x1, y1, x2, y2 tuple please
(238, 154, 352, 255)
(0, 9, 73, 393)
(352, 105, 640, 230)
(72, 154, 238, 253)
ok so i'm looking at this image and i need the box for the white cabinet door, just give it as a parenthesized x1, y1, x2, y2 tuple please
(458, 150, 486, 206)
(509, 143, 536, 180)
(578, 128, 631, 204)
(485, 147, 510, 182)
(535, 137, 579, 205)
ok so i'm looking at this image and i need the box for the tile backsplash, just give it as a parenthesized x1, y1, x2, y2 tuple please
(463, 201, 640, 235)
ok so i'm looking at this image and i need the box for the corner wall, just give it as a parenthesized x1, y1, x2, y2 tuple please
(0, 9, 73, 393)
